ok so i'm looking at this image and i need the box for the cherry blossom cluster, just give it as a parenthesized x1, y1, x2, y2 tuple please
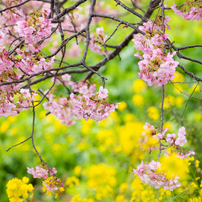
(89, 27, 109, 55)
(139, 122, 194, 157)
(0, 5, 54, 117)
(0, 84, 35, 117)
(44, 77, 118, 126)
(133, 123, 195, 190)
(27, 165, 57, 179)
(171, 2, 202, 21)
(0, 46, 39, 117)
(133, 160, 180, 191)
(133, 16, 179, 86)
(27, 164, 64, 197)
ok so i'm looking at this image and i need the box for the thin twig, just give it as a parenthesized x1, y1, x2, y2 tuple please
(181, 82, 199, 118)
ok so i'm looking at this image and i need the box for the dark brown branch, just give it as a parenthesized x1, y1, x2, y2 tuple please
(92, 12, 145, 35)
(81, 0, 96, 62)
(6, 136, 32, 151)
(177, 45, 202, 50)
(21, 69, 88, 88)
(52, 0, 87, 21)
(102, 22, 122, 47)
(50, 0, 54, 18)
(114, 0, 147, 21)
(178, 64, 202, 82)
(45, 29, 85, 59)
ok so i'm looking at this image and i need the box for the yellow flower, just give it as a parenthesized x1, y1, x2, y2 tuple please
(196, 160, 200, 168)
(6, 177, 34, 201)
(175, 96, 184, 108)
(65, 176, 80, 187)
(118, 101, 127, 111)
(119, 183, 128, 193)
(87, 163, 116, 189)
(163, 95, 174, 109)
(132, 94, 144, 107)
(74, 166, 82, 176)
(147, 106, 159, 120)
(163, 122, 173, 132)
(71, 194, 82, 202)
(113, 194, 127, 202)
(133, 79, 146, 93)
(172, 71, 184, 82)
(158, 153, 189, 179)
(0, 120, 10, 133)
(123, 113, 137, 122)
(118, 122, 144, 155)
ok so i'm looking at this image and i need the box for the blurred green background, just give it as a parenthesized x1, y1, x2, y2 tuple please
(1, 0, 202, 201)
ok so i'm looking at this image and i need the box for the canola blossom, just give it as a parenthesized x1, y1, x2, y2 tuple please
(6, 177, 34, 202)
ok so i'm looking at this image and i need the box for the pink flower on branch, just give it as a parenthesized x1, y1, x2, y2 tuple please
(27, 165, 57, 179)
(134, 123, 195, 191)
(98, 86, 108, 99)
(171, 4, 202, 21)
(43, 81, 118, 126)
(133, 17, 179, 86)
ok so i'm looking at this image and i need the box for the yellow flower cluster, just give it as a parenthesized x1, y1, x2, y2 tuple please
(131, 176, 171, 202)
(71, 194, 95, 202)
(6, 177, 34, 202)
(65, 176, 80, 187)
(87, 163, 117, 189)
(118, 122, 144, 155)
(147, 106, 159, 121)
(42, 176, 64, 198)
(158, 153, 190, 180)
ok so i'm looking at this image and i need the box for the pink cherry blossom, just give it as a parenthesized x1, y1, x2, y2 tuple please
(27, 166, 49, 179)
(171, 4, 202, 21)
(20, 89, 31, 99)
(166, 133, 176, 144)
(98, 86, 108, 99)
(133, 17, 179, 86)
(43, 81, 118, 126)
(133, 160, 181, 191)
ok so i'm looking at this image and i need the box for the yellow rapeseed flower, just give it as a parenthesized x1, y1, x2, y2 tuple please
(87, 163, 116, 189)
(132, 94, 144, 107)
(147, 106, 159, 121)
(65, 176, 80, 187)
(158, 153, 189, 179)
(175, 96, 184, 108)
(172, 71, 184, 82)
(133, 79, 146, 93)
(113, 194, 127, 202)
(6, 177, 34, 201)
(74, 166, 82, 176)
(196, 160, 200, 168)
(119, 183, 128, 193)
(163, 122, 173, 132)
(118, 122, 144, 155)
(118, 101, 127, 111)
